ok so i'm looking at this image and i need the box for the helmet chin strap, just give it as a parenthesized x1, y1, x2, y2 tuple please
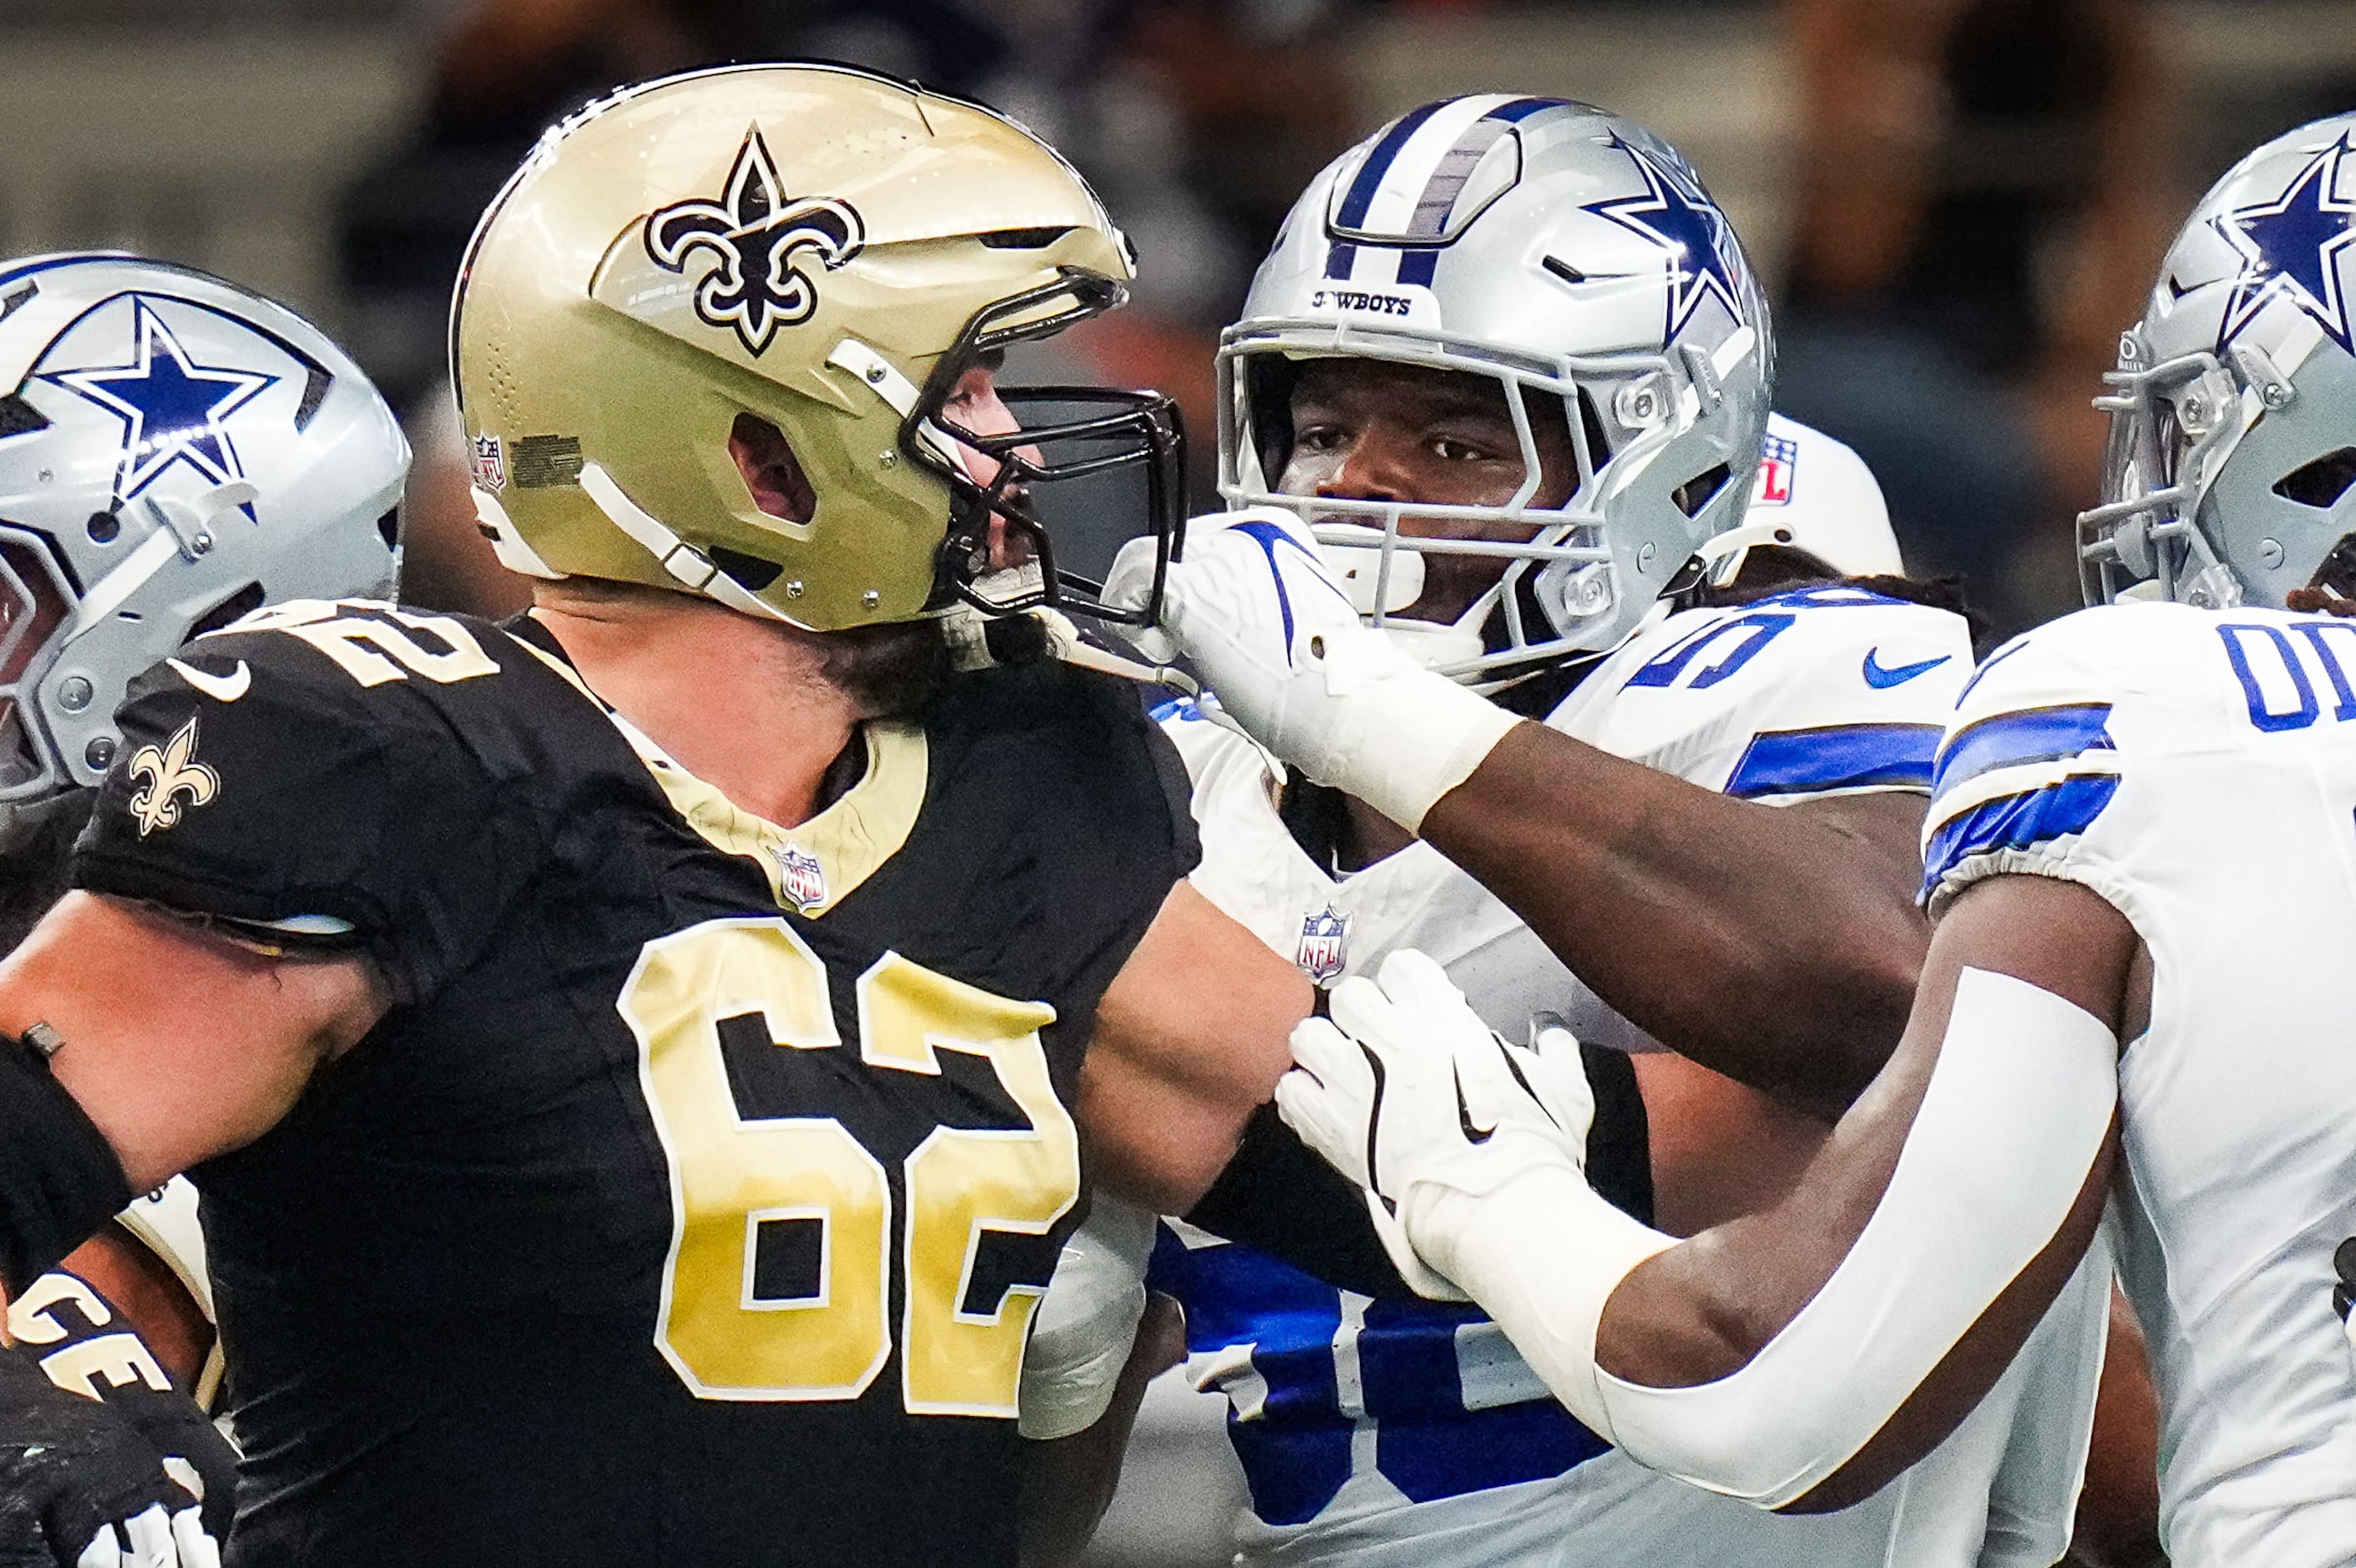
(577, 462, 799, 625)
(1691, 518, 1801, 588)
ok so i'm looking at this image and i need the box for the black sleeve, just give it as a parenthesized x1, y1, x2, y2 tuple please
(1183, 1102, 1413, 1299)
(69, 613, 549, 1003)
(937, 661, 1201, 1059)
(1184, 1044, 1653, 1301)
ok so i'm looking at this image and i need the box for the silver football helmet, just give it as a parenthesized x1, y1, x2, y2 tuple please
(2080, 114, 2356, 609)
(0, 254, 405, 822)
(1218, 95, 1772, 680)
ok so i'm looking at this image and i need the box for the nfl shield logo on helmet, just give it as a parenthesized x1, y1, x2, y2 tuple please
(1752, 432, 1797, 507)
(1295, 908, 1348, 983)
(471, 434, 508, 493)
(775, 843, 828, 912)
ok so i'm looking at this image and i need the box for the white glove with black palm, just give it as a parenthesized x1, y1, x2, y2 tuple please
(1103, 510, 1519, 832)
(1276, 950, 1595, 1301)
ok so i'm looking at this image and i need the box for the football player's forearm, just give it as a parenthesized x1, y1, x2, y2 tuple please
(1430, 970, 2113, 1510)
(1421, 722, 1924, 1115)
(1017, 1293, 1183, 1568)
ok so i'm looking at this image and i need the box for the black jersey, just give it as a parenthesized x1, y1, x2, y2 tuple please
(70, 600, 1197, 1567)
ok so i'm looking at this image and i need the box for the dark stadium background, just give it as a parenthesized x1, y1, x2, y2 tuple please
(2, 0, 2346, 1561)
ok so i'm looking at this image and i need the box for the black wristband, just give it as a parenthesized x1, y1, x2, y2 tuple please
(0, 1032, 134, 1297)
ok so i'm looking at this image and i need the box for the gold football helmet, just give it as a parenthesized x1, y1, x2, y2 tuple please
(452, 63, 1182, 632)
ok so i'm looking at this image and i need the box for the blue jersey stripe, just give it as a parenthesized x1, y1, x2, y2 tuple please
(1921, 773, 2121, 899)
(1932, 704, 2116, 796)
(1725, 722, 1942, 799)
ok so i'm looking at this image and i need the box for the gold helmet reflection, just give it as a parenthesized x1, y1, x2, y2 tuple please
(452, 63, 1146, 632)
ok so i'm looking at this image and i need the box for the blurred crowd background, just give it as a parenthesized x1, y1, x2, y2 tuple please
(0, 0, 2348, 1558)
(4, 0, 2352, 634)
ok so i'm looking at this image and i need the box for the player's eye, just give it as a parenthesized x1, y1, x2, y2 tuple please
(1293, 424, 1347, 454)
(1431, 434, 1504, 463)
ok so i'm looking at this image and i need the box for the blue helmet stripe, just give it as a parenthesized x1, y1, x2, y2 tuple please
(1725, 722, 1942, 799)
(1336, 101, 1447, 231)
(1487, 94, 1570, 124)
(1323, 240, 1358, 282)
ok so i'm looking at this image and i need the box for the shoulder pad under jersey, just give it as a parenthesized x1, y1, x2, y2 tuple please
(1555, 585, 1974, 801)
(72, 599, 558, 1001)
(1918, 599, 2356, 914)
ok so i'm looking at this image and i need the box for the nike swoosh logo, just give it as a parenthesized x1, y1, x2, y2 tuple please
(1862, 650, 1953, 689)
(1454, 1065, 1495, 1145)
(167, 658, 251, 702)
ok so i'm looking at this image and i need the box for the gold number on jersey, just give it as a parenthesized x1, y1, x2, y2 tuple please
(238, 603, 500, 688)
(619, 918, 1078, 1414)
(858, 953, 1073, 1416)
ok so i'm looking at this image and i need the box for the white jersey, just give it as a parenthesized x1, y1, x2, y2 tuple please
(1149, 578, 2112, 1565)
(1924, 600, 2356, 1567)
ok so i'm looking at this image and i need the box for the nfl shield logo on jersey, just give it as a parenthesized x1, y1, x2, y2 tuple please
(470, 434, 507, 493)
(1752, 432, 1798, 507)
(775, 843, 827, 912)
(1296, 908, 1348, 983)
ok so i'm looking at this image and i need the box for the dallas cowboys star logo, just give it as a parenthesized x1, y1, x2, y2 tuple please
(645, 128, 867, 357)
(44, 300, 276, 503)
(2215, 134, 2356, 353)
(1583, 137, 1747, 344)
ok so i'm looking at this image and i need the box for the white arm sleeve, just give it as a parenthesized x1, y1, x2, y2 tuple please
(1413, 967, 2118, 1508)
(1018, 1196, 1159, 1441)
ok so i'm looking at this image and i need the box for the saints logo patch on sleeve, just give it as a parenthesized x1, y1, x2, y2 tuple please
(125, 716, 219, 837)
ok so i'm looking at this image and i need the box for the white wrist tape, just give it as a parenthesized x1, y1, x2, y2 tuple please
(1599, 968, 2116, 1507)
(1405, 1161, 1675, 1435)
(1019, 1196, 1159, 1440)
(1288, 631, 1523, 832)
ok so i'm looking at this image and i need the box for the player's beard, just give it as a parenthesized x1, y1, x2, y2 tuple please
(818, 617, 953, 720)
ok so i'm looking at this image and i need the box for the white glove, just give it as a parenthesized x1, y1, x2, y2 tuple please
(1104, 509, 1521, 832)
(1019, 1196, 1159, 1440)
(1276, 950, 1595, 1300)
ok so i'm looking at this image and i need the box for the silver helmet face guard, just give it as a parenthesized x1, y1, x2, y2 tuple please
(2077, 329, 2258, 609)
(0, 253, 407, 826)
(1218, 316, 1727, 682)
(0, 525, 78, 802)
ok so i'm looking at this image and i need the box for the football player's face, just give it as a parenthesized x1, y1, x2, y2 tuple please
(939, 363, 1042, 569)
(1278, 360, 1578, 623)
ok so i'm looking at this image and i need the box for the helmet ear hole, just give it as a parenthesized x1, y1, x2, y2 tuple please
(729, 413, 816, 525)
(1672, 463, 1732, 519)
(188, 582, 265, 640)
(2273, 448, 2356, 509)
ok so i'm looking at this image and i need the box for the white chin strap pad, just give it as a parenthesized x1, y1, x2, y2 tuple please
(1317, 525, 1427, 615)
(1595, 967, 2117, 1508)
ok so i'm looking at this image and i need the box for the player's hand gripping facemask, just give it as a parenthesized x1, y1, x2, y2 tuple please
(1105, 509, 1520, 832)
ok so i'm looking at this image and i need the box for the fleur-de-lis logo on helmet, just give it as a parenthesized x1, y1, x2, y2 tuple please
(125, 716, 220, 838)
(645, 128, 867, 356)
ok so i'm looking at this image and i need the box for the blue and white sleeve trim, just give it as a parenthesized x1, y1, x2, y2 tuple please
(1920, 704, 2124, 913)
